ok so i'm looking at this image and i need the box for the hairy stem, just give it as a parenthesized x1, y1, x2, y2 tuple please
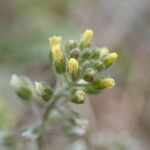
(36, 82, 68, 150)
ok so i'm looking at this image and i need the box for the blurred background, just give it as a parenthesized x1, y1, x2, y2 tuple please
(0, 0, 150, 149)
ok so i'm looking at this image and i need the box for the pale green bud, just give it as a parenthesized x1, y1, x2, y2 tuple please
(83, 68, 95, 82)
(70, 48, 80, 59)
(92, 61, 105, 72)
(66, 40, 77, 51)
(10, 74, 32, 101)
(35, 82, 53, 102)
(71, 90, 86, 104)
(99, 47, 109, 58)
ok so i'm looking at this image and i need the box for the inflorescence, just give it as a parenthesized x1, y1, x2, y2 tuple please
(11, 29, 118, 104)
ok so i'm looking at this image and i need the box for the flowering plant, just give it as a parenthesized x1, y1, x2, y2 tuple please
(7, 29, 118, 149)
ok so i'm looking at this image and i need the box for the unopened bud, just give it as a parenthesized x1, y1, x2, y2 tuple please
(92, 61, 105, 72)
(52, 45, 63, 63)
(98, 78, 115, 89)
(10, 75, 32, 101)
(35, 82, 53, 102)
(85, 78, 115, 93)
(68, 58, 79, 80)
(71, 90, 85, 104)
(81, 49, 91, 61)
(83, 68, 95, 82)
(103, 52, 118, 68)
(82, 61, 91, 72)
(70, 48, 79, 59)
(80, 29, 93, 49)
(66, 40, 77, 51)
(90, 48, 100, 59)
(48, 36, 62, 47)
(99, 47, 109, 58)
(52, 45, 66, 74)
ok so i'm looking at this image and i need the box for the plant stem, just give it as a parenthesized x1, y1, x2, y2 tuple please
(36, 86, 68, 150)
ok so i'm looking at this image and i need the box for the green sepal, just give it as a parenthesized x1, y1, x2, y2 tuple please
(17, 87, 32, 101)
(54, 59, 66, 74)
(92, 61, 105, 72)
(70, 48, 80, 59)
(80, 48, 91, 61)
(90, 48, 100, 59)
(42, 87, 53, 102)
(66, 40, 77, 52)
(83, 68, 95, 82)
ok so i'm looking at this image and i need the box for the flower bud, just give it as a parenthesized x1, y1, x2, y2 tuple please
(80, 29, 93, 49)
(10, 74, 32, 101)
(98, 78, 115, 89)
(103, 52, 118, 68)
(83, 68, 95, 82)
(85, 78, 115, 94)
(70, 48, 79, 59)
(52, 45, 66, 74)
(48, 36, 62, 47)
(52, 45, 63, 62)
(66, 40, 77, 51)
(90, 48, 100, 59)
(71, 90, 86, 104)
(82, 61, 91, 72)
(35, 82, 53, 102)
(68, 58, 79, 80)
(92, 61, 105, 72)
(99, 47, 109, 58)
(80, 49, 91, 61)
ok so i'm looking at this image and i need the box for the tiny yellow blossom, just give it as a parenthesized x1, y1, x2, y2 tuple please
(103, 52, 118, 68)
(99, 78, 115, 88)
(48, 36, 62, 47)
(99, 47, 109, 57)
(68, 58, 79, 74)
(52, 45, 63, 62)
(80, 29, 93, 48)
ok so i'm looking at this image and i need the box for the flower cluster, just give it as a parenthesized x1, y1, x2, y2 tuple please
(11, 29, 118, 105)
(47, 29, 118, 103)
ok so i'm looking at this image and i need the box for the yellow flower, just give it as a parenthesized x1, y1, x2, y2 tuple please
(99, 78, 115, 88)
(48, 36, 62, 47)
(52, 45, 63, 62)
(68, 58, 79, 75)
(80, 29, 93, 48)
